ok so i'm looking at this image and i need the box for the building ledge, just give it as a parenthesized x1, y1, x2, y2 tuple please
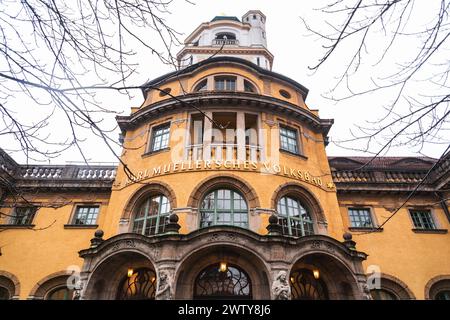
(64, 224, 99, 229)
(142, 147, 171, 158)
(412, 228, 448, 234)
(348, 227, 383, 232)
(279, 149, 308, 160)
(0, 224, 35, 229)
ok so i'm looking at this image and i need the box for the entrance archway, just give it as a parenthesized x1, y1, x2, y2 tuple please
(175, 244, 270, 299)
(83, 251, 156, 300)
(194, 263, 252, 300)
(116, 268, 156, 300)
(290, 253, 360, 300)
(290, 268, 328, 300)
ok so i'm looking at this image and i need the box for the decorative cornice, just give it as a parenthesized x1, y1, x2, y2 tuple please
(116, 91, 332, 135)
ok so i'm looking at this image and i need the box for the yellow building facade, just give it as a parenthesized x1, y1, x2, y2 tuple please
(1, 10, 449, 301)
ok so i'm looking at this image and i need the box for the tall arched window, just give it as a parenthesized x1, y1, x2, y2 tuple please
(435, 290, 450, 300)
(0, 286, 10, 300)
(46, 287, 74, 300)
(200, 189, 248, 228)
(277, 196, 314, 236)
(132, 195, 170, 235)
(370, 289, 398, 300)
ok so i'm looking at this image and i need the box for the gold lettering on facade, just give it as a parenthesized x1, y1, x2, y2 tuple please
(122, 160, 335, 191)
(163, 164, 171, 173)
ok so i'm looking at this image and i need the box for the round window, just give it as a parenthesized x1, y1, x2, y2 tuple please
(279, 89, 291, 99)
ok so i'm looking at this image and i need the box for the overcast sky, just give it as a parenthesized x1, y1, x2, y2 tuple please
(2, 0, 446, 164)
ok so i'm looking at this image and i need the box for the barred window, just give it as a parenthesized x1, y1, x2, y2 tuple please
(150, 123, 170, 152)
(410, 209, 436, 229)
(279, 126, 299, 154)
(348, 208, 374, 228)
(132, 195, 170, 236)
(277, 196, 314, 237)
(10, 206, 36, 225)
(72, 205, 99, 225)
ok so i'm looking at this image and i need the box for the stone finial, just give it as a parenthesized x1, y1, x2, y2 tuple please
(343, 232, 356, 250)
(165, 213, 181, 234)
(90, 229, 104, 248)
(266, 214, 282, 235)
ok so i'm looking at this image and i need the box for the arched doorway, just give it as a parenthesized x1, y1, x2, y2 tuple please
(116, 268, 156, 300)
(290, 253, 360, 300)
(82, 251, 156, 300)
(194, 263, 252, 300)
(175, 244, 270, 299)
(290, 268, 328, 300)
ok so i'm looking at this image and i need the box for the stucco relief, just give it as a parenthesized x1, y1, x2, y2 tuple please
(155, 270, 173, 300)
(272, 271, 291, 300)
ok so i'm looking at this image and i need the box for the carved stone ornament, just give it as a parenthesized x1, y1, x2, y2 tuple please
(272, 271, 291, 300)
(155, 270, 173, 300)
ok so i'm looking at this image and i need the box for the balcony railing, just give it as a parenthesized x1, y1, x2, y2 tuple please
(19, 165, 117, 180)
(186, 144, 261, 162)
(212, 39, 239, 46)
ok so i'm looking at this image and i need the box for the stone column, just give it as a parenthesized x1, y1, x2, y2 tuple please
(202, 111, 212, 160)
(236, 111, 246, 161)
(237, 77, 244, 91)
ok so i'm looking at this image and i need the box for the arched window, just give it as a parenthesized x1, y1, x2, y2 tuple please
(290, 269, 328, 300)
(200, 189, 248, 228)
(132, 195, 170, 235)
(194, 264, 252, 299)
(117, 268, 156, 300)
(215, 32, 236, 40)
(370, 289, 398, 300)
(435, 290, 450, 300)
(46, 286, 74, 300)
(244, 80, 256, 93)
(194, 79, 207, 92)
(0, 286, 10, 300)
(277, 196, 314, 236)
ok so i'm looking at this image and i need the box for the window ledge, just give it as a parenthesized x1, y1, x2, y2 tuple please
(349, 227, 383, 232)
(279, 148, 307, 160)
(412, 228, 448, 234)
(64, 224, 98, 229)
(0, 224, 35, 229)
(142, 147, 170, 158)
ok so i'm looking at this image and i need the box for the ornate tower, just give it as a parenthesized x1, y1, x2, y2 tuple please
(177, 10, 273, 70)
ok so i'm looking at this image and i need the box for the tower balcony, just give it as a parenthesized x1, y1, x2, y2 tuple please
(212, 38, 239, 46)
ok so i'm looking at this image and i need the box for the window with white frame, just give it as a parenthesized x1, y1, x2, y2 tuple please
(9, 206, 36, 225)
(277, 196, 314, 237)
(214, 76, 236, 91)
(409, 209, 436, 229)
(72, 205, 99, 225)
(150, 123, 170, 152)
(279, 126, 299, 154)
(348, 208, 374, 228)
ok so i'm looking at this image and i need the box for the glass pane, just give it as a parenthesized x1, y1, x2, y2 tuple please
(47, 287, 74, 300)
